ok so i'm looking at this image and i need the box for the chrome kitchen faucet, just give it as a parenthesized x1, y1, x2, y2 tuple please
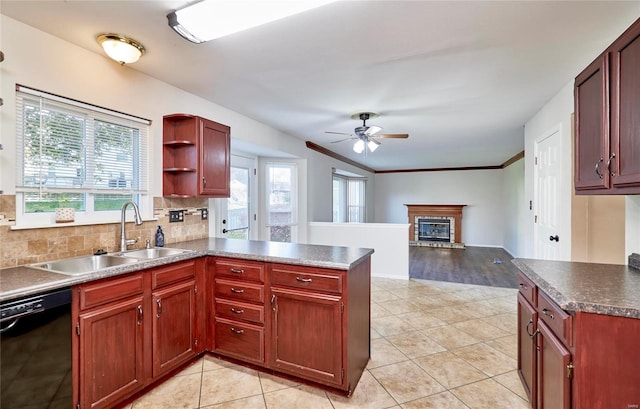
(120, 201, 143, 252)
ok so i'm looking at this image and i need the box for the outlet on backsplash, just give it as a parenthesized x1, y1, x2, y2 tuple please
(169, 210, 184, 223)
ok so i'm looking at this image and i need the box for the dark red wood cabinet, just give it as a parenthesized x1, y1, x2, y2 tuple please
(151, 262, 196, 378)
(574, 17, 640, 194)
(269, 261, 371, 395)
(517, 292, 537, 408)
(516, 270, 640, 409)
(72, 254, 371, 408)
(211, 257, 266, 365)
(162, 114, 230, 198)
(73, 260, 203, 409)
(74, 274, 147, 409)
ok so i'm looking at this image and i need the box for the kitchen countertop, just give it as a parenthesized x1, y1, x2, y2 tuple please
(513, 258, 640, 319)
(0, 238, 374, 303)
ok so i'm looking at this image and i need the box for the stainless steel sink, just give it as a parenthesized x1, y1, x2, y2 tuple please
(117, 248, 192, 259)
(30, 255, 140, 276)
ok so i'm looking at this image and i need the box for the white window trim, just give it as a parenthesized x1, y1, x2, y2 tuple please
(14, 85, 152, 228)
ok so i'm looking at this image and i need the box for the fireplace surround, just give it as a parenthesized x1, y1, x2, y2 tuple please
(405, 204, 466, 248)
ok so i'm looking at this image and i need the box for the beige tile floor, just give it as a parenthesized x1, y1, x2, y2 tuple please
(125, 278, 529, 409)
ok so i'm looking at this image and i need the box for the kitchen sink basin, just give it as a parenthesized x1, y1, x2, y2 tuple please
(117, 247, 192, 259)
(30, 255, 140, 276)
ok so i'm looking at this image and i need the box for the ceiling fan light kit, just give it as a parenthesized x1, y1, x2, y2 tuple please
(326, 111, 409, 154)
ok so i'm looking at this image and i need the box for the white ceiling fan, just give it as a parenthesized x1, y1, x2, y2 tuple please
(325, 112, 409, 153)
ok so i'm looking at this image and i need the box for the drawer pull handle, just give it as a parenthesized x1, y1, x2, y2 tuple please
(230, 288, 244, 294)
(296, 277, 313, 283)
(230, 268, 244, 274)
(230, 328, 244, 335)
(518, 283, 527, 290)
(542, 308, 555, 319)
(230, 308, 244, 314)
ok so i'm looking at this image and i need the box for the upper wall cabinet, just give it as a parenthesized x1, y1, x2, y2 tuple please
(575, 17, 640, 195)
(163, 114, 230, 198)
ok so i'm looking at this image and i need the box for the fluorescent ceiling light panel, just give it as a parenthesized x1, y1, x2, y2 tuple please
(169, 0, 335, 43)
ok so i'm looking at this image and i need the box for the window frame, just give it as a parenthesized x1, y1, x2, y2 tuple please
(264, 161, 298, 242)
(14, 85, 151, 227)
(332, 170, 367, 223)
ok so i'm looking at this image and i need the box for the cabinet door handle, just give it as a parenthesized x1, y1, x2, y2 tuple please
(156, 299, 162, 318)
(595, 157, 604, 179)
(202, 177, 207, 187)
(606, 153, 616, 177)
(230, 327, 244, 335)
(230, 308, 244, 314)
(137, 305, 143, 325)
(271, 294, 276, 312)
(541, 308, 555, 319)
(531, 328, 540, 343)
(230, 288, 244, 294)
(526, 319, 535, 337)
(230, 268, 244, 274)
(296, 277, 313, 283)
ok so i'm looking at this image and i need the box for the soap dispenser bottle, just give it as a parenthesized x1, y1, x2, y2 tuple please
(155, 226, 165, 247)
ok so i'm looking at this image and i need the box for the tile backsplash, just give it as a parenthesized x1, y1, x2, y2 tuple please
(0, 195, 209, 269)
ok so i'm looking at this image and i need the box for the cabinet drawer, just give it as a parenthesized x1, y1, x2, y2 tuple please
(537, 291, 573, 347)
(152, 260, 196, 289)
(215, 258, 264, 283)
(517, 271, 537, 307)
(271, 265, 343, 294)
(215, 299, 264, 324)
(214, 318, 264, 363)
(215, 278, 264, 303)
(79, 273, 145, 310)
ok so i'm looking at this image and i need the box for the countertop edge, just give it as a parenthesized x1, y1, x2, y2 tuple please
(512, 258, 640, 319)
(1, 240, 375, 303)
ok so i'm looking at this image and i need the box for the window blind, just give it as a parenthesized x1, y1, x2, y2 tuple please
(15, 85, 149, 199)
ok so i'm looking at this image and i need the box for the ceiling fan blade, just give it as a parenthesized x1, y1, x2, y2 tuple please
(330, 137, 356, 143)
(364, 125, 382, 136)
(325, 131, 352, 136)
(378, 133, 409, 139)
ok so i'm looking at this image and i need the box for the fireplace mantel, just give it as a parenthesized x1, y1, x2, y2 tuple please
(405, 204, 466, 244)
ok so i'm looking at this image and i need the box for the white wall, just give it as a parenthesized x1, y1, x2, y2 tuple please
(373, 169, 506, 247)
(308, 222, 409, 279)
(627, 196, 640, 257)
(503, 158, 526, 257)
(523, 81, 574, 260)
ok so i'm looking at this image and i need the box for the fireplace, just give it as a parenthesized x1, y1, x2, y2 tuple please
(405, 204, 466, 249)
(418, 218, 451, 242)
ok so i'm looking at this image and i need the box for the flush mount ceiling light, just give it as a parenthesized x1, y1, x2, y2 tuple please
(167, 0, 335, 43)
(97, 33, 146, 65)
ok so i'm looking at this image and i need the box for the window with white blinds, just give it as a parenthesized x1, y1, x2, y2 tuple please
(15, 85, 150, 223)
(332, 171, 366, 223)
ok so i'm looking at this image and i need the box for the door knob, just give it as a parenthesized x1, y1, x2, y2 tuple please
(549, 235, 559, 242)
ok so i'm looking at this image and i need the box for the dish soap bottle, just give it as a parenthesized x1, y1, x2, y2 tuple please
(155, 226, 165, 247)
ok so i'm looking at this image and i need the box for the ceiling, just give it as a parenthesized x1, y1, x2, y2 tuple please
(2, 1, 640, 171)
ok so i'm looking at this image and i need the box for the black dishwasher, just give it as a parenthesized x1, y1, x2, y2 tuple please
(1, 288, 72, 409)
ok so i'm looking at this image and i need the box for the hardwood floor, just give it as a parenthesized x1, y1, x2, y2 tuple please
(409, 246, 519, 288)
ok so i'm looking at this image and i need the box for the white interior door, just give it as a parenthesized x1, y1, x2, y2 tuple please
(215, 155, 257, 239)
(534, 126, 562, 260)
